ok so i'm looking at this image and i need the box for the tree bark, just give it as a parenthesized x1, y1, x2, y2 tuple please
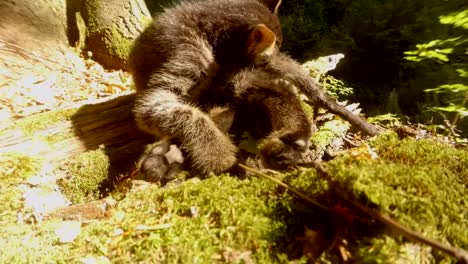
(81, 0, 151, 70)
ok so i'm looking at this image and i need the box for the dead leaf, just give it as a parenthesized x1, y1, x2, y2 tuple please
(45, 196, 116, 222)
(221, 247, 254, 264)
(348, 143, 378, 160)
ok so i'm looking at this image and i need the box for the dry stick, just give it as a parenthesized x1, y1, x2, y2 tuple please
(241, 162, 468, 263)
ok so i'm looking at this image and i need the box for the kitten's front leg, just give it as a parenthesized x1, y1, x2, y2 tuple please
(134, 89, 238, 177)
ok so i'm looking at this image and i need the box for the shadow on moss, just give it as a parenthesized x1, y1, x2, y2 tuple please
(64, 94, 153, 203)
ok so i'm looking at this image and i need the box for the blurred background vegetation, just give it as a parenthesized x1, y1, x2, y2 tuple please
(279, 0, 467, 138)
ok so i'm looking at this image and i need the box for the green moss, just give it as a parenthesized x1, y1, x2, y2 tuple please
(0, 152, 42, 223)
(300, 100, 314, 119)
(3, 108, 76, 136)
(0, 152, 43, 183)
(108, 27, 133, 60)
(0, 153, 43, 250)
(326, 132, 468, 262)
(41, 129, 75, 145)
(368, 113, 402, 127)
(139, 15, 153, 29)
(0, 219, 76, 263)
(84, 0, 100, 31)
(310, 119, 350, 156)
(59, 149, 110, 204)
(1, 129, 466, 262)
(110, 176, 291, 262)
(4, 175, 303, 263)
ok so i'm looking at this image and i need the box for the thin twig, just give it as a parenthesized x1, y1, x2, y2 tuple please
(241, 162, 468, 263)
(298, 161, 468, 264)
(365, 205, 468, 264)
(239, 164, 330, 211)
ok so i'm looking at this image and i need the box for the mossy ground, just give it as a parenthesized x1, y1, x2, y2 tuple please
(327, 132, 468, 263)
(1, 130, 467, 262)
(58, 149, 110, 204)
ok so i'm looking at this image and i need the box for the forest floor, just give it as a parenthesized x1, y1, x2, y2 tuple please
(0, 45, 467, 263)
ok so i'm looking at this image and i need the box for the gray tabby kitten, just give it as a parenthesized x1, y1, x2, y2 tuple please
(129, 0, 378, 181)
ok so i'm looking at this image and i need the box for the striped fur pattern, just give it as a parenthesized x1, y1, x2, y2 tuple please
(130, 0, 316, 179)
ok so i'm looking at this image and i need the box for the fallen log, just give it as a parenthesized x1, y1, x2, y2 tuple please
(0, 93, 154, 176)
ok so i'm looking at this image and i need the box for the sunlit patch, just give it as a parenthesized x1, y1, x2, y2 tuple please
(54, 221, 81, 243)
(0, 43, 133, 120)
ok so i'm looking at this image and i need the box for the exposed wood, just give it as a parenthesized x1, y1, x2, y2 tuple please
(0, 94, 154, 167)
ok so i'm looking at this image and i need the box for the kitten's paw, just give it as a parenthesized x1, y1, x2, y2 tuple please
(190, 135, 238, 175)
(138, 141, 185, 184)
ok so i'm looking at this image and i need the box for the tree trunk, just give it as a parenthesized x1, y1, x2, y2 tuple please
(81, 0, 151, 70)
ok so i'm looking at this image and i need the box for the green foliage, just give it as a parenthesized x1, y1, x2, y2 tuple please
(280, 0, 422, 110)
(281, 0, 468, 136)
(440, 9, 468, 29)
(302, 54, 354, 100)
(404, 38, 461, 63)
(322, 75, 354, 99)
(403, 8, 468, 137)
(279, 1, 327, 57)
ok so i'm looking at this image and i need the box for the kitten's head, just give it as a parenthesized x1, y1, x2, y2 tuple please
(246, 24, 281, 66)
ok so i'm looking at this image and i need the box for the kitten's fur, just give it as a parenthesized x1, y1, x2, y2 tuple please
(130, 0, 290, 176)
(130, 0, 378, 181)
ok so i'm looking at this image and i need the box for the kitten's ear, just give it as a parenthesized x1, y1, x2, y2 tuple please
(247, 24, 276, 60)
(261, 0, 282, 15)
